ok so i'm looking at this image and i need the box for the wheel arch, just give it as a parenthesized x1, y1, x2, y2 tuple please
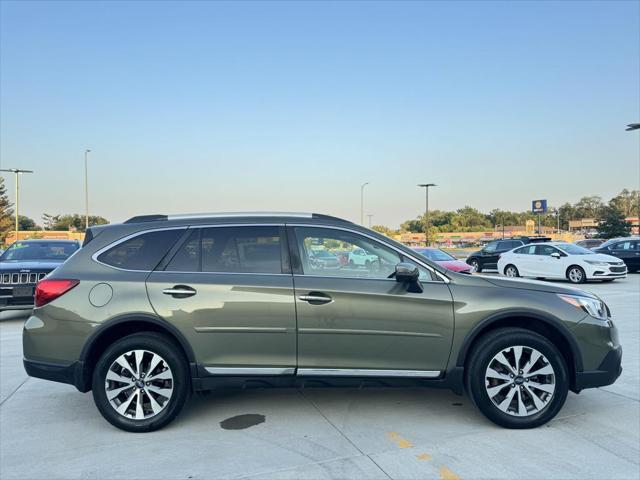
(77, 313, 196, 392)
(455, 310, 583, 391)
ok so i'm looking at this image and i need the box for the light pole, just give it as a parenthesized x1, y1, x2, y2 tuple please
(367, 214, 373, 228)
(0, 168, 34, 241)
(84, 149, 91, 230)
(360, 182, 369, 225)
(418, 183, 436, 246)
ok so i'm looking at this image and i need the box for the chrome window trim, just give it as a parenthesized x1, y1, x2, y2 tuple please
(297, 368, 441, 378)
(289, 223, 450, 283)
(205, 367, 294, 376)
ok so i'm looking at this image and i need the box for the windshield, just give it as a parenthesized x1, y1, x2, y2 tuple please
(0, 241, 79, 262)
(415, 248, 455, 262)
(555, 243, 593, 255)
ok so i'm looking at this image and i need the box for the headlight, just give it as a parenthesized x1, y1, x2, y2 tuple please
(558, 294, 608, 321)
(585, 260, 609, 266)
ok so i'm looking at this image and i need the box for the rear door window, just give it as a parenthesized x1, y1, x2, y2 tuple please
(165, 226, 283, 274)
(97, 229, 184, 270)
(514, 245, 536, 255)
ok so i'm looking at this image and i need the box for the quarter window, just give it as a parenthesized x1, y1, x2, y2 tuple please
(97, 229, 183, 271)
(166, 226, 283, 274)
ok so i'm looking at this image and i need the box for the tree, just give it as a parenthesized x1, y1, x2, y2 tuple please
(0, 177, 14, 242)
(596, 205, 631, 239)
(42, 213, 108, 232)
(18, 215, 40, 231)
(573, 196, 603, 219)
(371, 225, 396, 236)
(609, 189, 639, 218)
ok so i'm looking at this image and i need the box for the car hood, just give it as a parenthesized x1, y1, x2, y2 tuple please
(478, 275, 598, 298)
(436, 260, 471, 272)
(0, 260, 64, 271)
(581, 253, 623, 263)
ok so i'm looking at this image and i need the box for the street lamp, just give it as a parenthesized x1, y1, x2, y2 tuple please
(0, 168, 34, 241)
(418, 183, 437, 246)
(84, 149, 91, 230)
(360, 182, 369, 225)
(625, 123, 640, 131)
(367, 214, 373, 228)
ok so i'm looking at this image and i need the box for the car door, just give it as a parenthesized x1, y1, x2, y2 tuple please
(146, 225, 297, 374)
(289, 225, 454, 375)
(610, 241, 639, 271)
(532, 245, 565, 278)
(511, 245, 536, 276)
(480, 241, 500, 269)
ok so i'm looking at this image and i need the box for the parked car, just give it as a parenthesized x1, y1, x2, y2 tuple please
(348, 247, 379, 268)
(592, 237, 640, 272)
(497, 242, 627, 283)
(23, 213, 621, 432)
(308, 249, 341, 271)
(575, 238, 605, 249)
(413, 247, 471, 273)
(466, 239, 525, 272)
(0, 239, 80, 311)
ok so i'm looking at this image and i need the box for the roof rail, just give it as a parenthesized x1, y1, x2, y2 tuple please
(124, 214, 168, 224)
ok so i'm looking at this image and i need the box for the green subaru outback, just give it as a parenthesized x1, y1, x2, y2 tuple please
(22, 213, 622, 432)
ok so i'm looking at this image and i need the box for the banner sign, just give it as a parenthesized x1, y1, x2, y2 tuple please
(532, 199, 547, 214)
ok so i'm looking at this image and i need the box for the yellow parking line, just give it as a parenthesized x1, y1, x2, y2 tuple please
(386, 431, 414, 449)
(439, 465, 461, 480)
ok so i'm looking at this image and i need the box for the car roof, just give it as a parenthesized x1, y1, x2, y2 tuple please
(122, 212, 351, 225)
(11, 239, 79, 243)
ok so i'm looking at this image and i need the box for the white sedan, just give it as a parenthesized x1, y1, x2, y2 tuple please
(497, 242, 627, 284)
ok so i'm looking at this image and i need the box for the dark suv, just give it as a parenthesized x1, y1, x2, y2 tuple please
(23, 213, 621, 432)
(593, 237, 640, 272)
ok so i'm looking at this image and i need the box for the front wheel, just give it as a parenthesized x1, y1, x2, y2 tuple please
(469, 259, 481, 273)
(504, 265, 519, 277)
(92, 332, 190, 432)
(567, 266, 586, 284)
(466, 328, 568, 429)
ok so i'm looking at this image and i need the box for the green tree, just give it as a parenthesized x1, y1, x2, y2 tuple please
(0, 177, 14, 242)
(371, 225, 396, 236)
(573, 196, 603, 219)
(609, 189, 639, 217)
(18, 215, 40, 231)
(42, 213, 108, 232)
(596, 205, 631, 239)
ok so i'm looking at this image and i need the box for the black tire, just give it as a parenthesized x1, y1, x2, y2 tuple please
(466, 327, 568, 429)
(469, 258, 481, 273)
(92, 332, 190, 432)
(566, 265, 586, 284)
(504, 264, 519, 277)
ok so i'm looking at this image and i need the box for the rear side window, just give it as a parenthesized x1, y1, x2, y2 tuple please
(611, 241, 636, 251)
(97, 229, 183, 271)
(166, 226, 283, 274)
(514, 245, 535, 255)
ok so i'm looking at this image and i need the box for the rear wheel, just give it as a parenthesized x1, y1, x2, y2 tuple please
(92, 332, 190, 432)
(504, 265, 519, 277)
(466, 328, 568, 429)
(567, 266, 586, 284)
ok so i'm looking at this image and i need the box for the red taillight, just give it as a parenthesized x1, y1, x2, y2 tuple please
(35, 279, 80, 308)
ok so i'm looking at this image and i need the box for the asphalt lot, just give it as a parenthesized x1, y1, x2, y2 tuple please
(1, 274, 638, 480)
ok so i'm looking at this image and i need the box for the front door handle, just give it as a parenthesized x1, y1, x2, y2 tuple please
(162, 285, 197, 298)
(298, 292, 333, 305)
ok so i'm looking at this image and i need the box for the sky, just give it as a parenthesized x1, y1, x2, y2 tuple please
(0, 0, 638, 228)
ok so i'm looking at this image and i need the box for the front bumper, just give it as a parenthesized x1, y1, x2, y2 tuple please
(574, 345, 622, 390)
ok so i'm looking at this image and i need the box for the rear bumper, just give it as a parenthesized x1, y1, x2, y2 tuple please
(574, 346, 623, 391)
(23, 358, 88, 392)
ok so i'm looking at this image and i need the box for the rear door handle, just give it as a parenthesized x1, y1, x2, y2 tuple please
(162, 285, 197, 298)
(298, 293, 333, 305)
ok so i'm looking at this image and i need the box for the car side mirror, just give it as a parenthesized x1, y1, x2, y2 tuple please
(550, 252, 561, 259)
(395, 262, 419, 282)
(394, 263, 423, 293)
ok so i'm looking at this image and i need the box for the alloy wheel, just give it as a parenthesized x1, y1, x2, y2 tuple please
(568, 268, 584, 283)
(484, 345, 555, 417)
(105, 349, 174, 420)
(505, 266, 518, 277)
